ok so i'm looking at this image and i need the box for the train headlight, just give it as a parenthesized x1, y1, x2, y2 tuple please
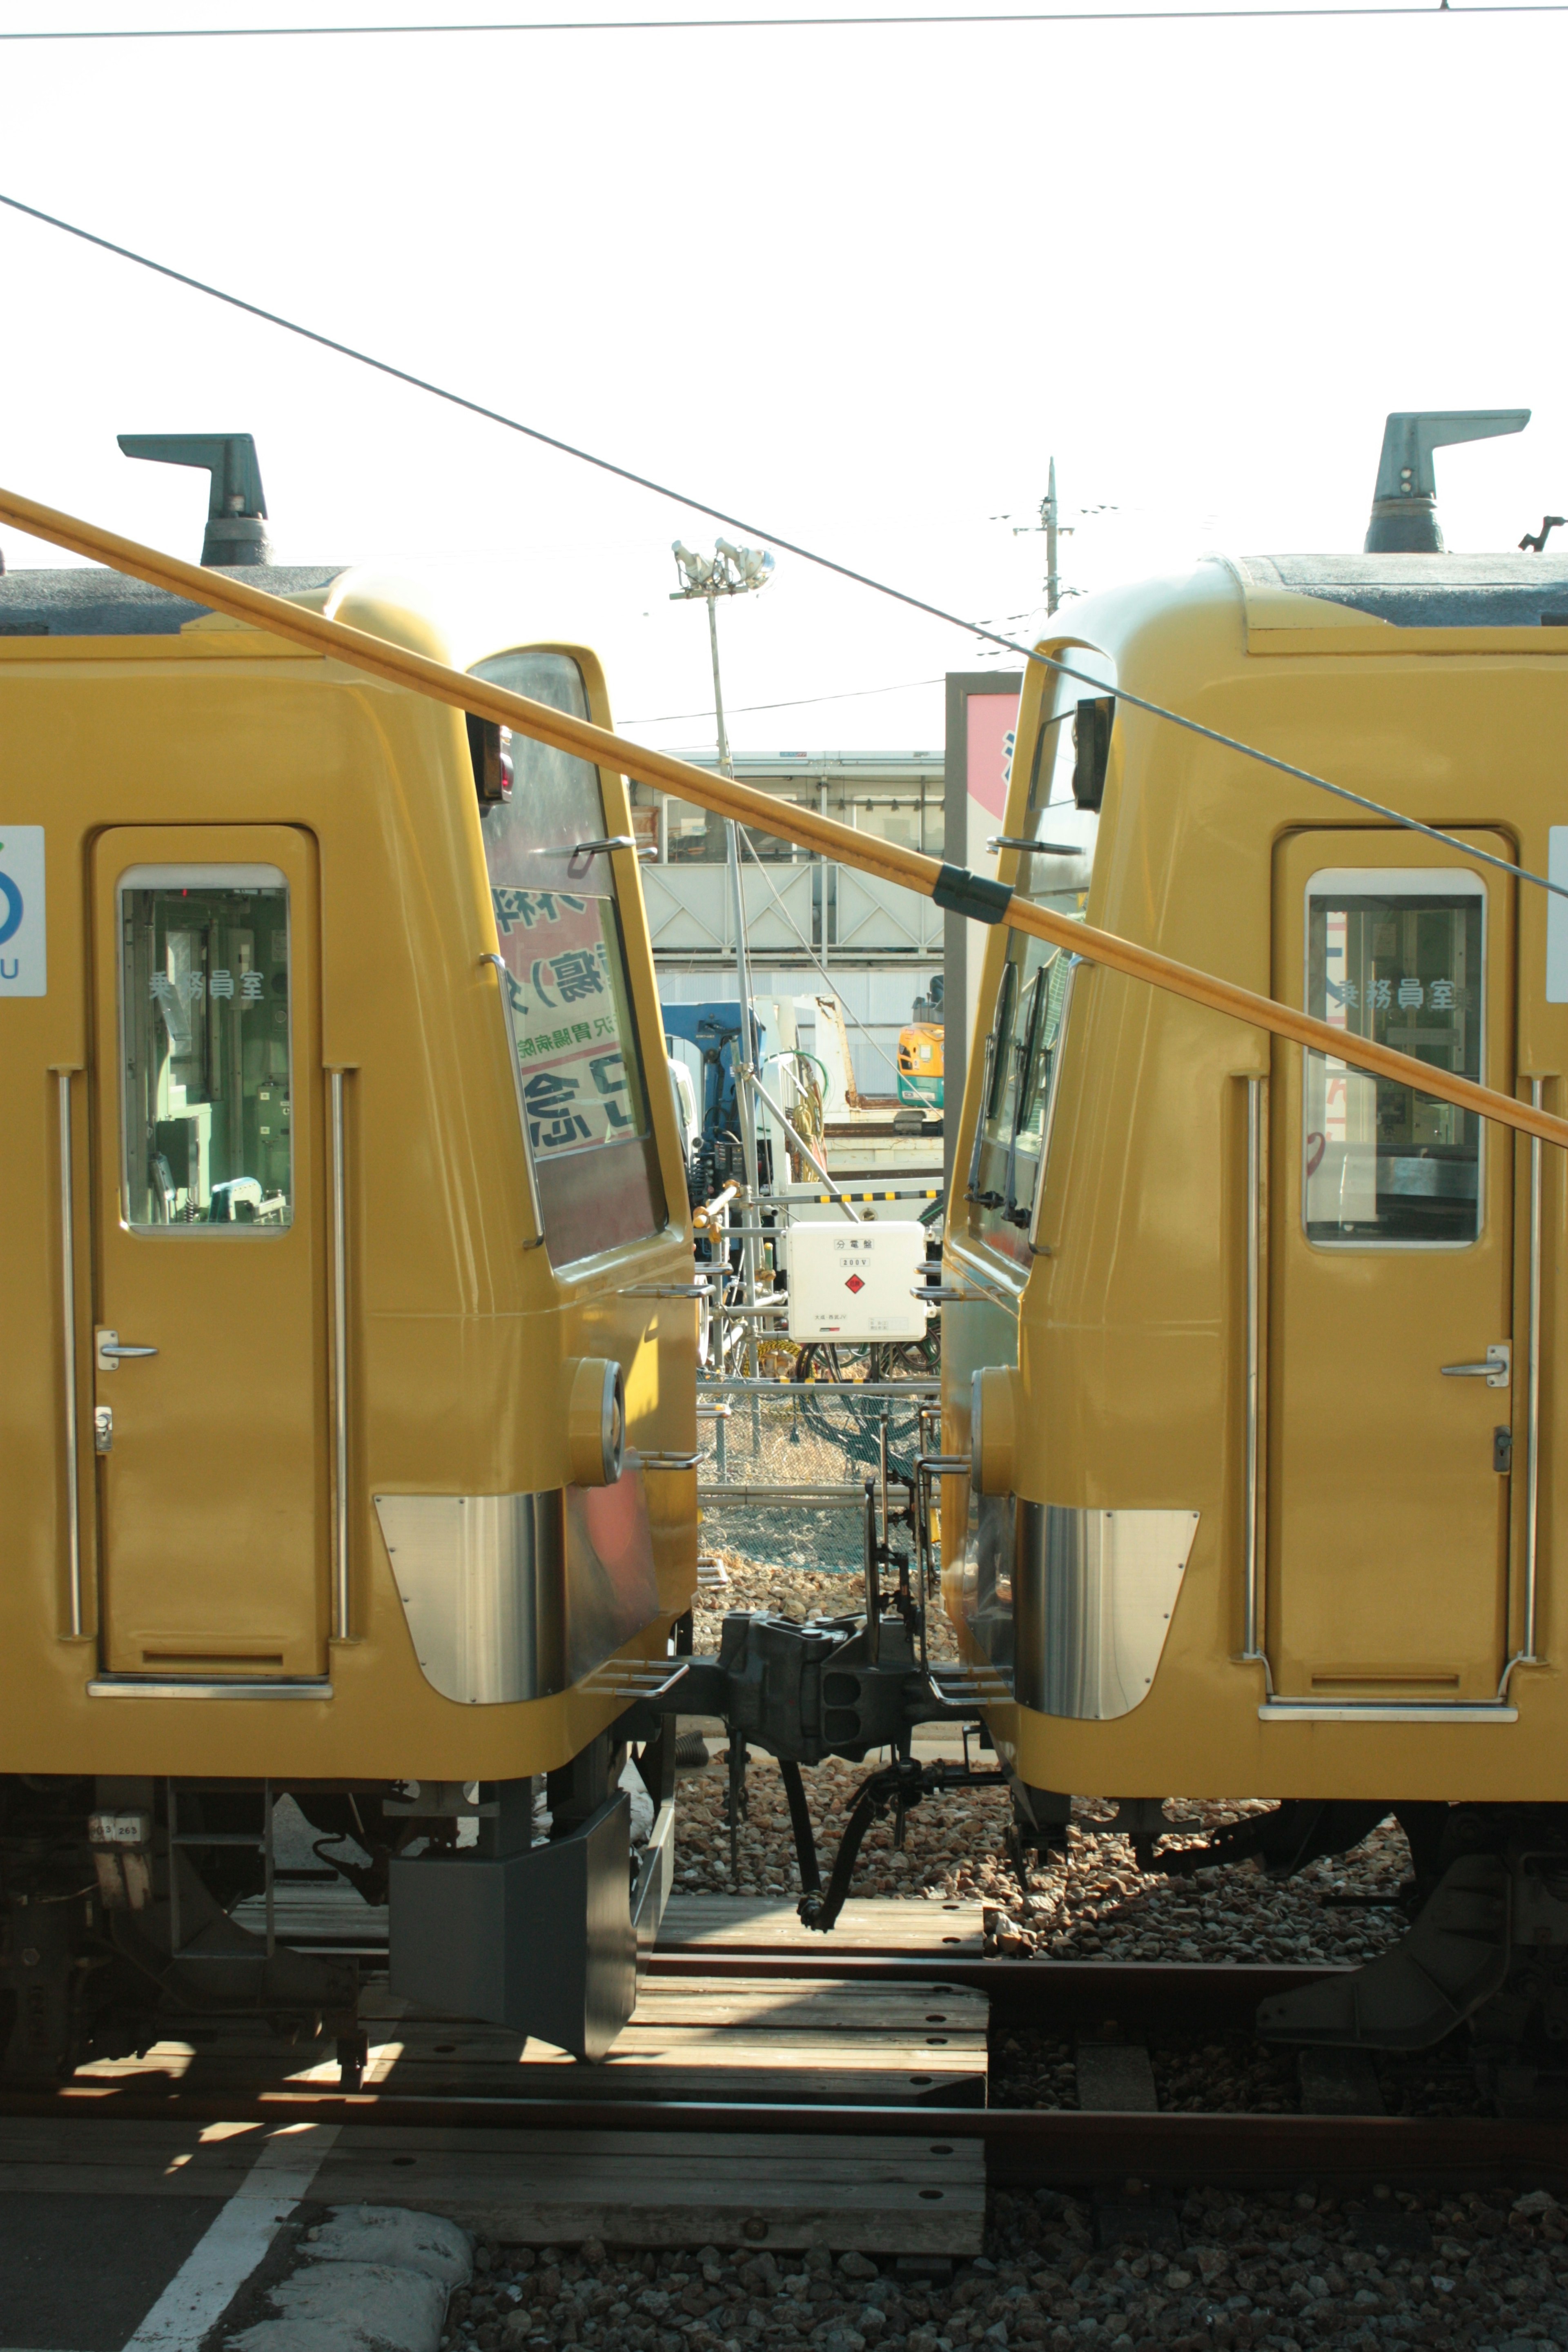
(971, 1365, 1018, 1497)
(567, 1356, 626, 1487)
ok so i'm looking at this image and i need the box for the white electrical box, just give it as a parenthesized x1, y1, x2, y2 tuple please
(786, 1219, 929, 1343)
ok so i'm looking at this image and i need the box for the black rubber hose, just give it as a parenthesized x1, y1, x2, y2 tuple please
(797, 1771, 889, 1932)
(798, 1759, 931, 1932)
(779, 1759, 821, 1898)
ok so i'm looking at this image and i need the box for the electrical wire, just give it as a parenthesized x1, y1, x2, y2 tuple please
(621, 675, 944, 725)
(2, 180, 1566, 904)
(0, 4, 1559, 33)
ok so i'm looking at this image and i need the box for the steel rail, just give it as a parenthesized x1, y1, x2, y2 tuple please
(3, 486, 1567, 1158)
(6, 2082, 1564, 2189)
(641, 1953, 1343, 2019)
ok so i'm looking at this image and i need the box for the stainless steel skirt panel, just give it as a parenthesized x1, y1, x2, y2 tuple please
(958, 1492, 1198, 1720)
(1016, 1501, 1199, 1719)
(375, 1464, 662, 1706)
(375, 1490, 567, 1704)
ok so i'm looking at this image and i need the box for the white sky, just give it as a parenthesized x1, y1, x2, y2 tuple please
(0, 0, 1563, 757)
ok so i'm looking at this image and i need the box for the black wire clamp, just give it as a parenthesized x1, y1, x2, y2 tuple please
(930, 865, 1013, 926)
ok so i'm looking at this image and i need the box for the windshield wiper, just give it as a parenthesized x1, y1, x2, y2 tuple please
(1002, 962, 1053, 1226)
(964, 1029, 999, 1204)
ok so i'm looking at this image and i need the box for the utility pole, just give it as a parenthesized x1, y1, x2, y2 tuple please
(1013, 457, 1072, 613)
(1045, 455, 1060, 617)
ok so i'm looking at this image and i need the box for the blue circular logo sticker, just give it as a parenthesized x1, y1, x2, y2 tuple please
(0, 873, 22, 949)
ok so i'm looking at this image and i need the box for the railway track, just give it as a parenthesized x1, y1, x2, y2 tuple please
(6, 1945, 1566, 2352)
(5, 1956, 1565, 2198)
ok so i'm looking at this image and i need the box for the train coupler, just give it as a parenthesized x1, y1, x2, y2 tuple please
(617, 1599, 1020, 1929)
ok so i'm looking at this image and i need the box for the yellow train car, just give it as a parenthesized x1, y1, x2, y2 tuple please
(947, 412, 1568, 2058)
(0, 437, 697, 2078)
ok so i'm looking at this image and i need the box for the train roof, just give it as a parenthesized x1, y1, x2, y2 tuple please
(1226, 552, 1568, 630)
(0, 562, 608, 692)
(0, 564, 342, 637)
(1052, 548, 1568, 668)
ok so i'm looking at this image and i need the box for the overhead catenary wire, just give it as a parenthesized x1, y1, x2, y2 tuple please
(621, 675, 944, 725)
(1, 183, 1566, 906)
(0, 4, 1560, 32)
(4, 477, 1566, 1161)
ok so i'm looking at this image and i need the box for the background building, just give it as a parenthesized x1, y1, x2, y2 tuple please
(631, 749, 944, 1099)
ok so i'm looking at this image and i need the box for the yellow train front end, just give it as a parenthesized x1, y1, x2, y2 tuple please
(0, 471, 697, 2077)
(943, 422, 1568, 2057)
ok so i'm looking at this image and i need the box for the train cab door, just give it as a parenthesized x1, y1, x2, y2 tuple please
(90, 829, 326, 1680)
(1268, 830, 1516, 1704)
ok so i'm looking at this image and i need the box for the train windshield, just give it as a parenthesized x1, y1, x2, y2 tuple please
(964, 653, 1111, 1258)
(1011, 653, 1114, 910)
(1303, 869, 1485, 1245)
(969, 937, 1076, 1249)
(472, 651, 666, 1262)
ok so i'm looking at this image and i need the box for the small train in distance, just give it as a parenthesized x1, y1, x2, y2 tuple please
(947, 410, 1568, 2072)
(0, 435, 698, 2080)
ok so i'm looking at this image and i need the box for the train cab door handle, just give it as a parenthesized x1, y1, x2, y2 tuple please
(1441, 1342, 1511, 1389)
(96, 1329, 159, 1372)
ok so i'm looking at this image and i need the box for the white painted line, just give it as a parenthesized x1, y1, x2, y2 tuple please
(120, 2120, 339, 2351)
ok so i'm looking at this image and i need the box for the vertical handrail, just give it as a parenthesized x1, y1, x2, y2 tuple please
(1525, 1078, 1544, 1663)
(1500, 1076, 1545, 1699)
(54, 1068, 83, 1638)
(483, 953, 546, 1250)
(1242, 1076, 1266, 1670)
(329, 1069, 351, 1643)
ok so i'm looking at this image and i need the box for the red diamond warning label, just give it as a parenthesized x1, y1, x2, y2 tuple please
(844, 1274, 866, 1294)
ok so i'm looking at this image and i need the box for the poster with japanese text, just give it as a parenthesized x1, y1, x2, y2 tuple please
(492, 886, 642, 1155)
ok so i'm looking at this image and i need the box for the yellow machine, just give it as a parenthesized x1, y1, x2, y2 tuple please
(896, 1021, 944, 1109)
(948, 409, 1568, 2058)
(0, 436, 697, 2078)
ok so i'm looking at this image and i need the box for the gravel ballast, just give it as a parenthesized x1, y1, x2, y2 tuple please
(686, 1563, 1411, 1972)
(441, 2187, 1568, 2352)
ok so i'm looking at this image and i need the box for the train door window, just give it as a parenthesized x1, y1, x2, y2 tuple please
(470, 650, 666, 1262)
(118, 865, 293, 1231)
(1303, 869, 1485, 1246)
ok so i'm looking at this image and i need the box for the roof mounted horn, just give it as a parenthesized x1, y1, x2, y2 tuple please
(1364, 410, 1530, 554)
(117, 433, 272, 567)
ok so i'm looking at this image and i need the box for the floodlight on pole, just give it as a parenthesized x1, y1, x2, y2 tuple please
(668, 536, 777, 1374)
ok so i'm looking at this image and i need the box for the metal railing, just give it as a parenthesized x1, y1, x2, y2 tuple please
(696, 1376, 940, 1577)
